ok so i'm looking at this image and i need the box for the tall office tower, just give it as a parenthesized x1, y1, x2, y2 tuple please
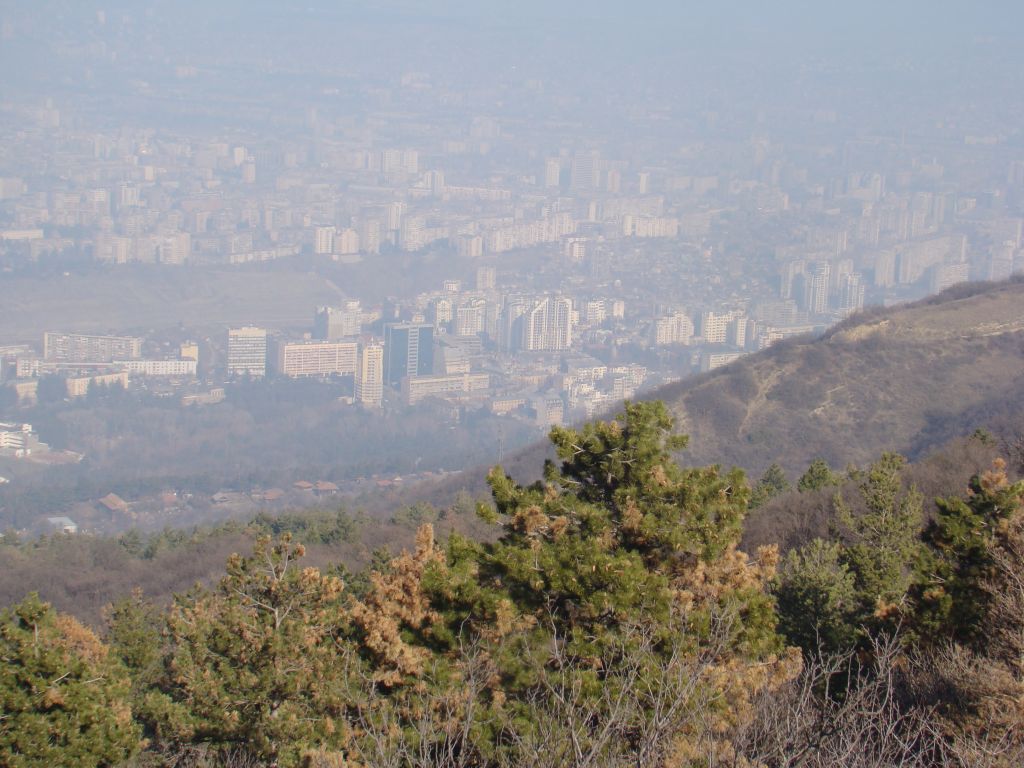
(354, 342, 384, 408)
(544, 158, 561, 188)
(521, 296, 573, 352)
(381, 149, 418, 175)
(383, 322, 434, 386)
(831, 258, 854, 293)
(570, 151, 601, 192)
(380, 149, 403, 174)
(476, 265, 496, 291)
(425, 169, 446, 193)
(227, 326, 268, 377)
(314, 226, 335, 255)
(484, 301, 500, 342)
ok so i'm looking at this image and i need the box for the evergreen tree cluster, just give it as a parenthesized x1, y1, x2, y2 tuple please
(2, 401, 1023, 767)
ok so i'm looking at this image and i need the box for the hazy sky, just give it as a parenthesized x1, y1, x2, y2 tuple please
(1, 0, 1022, 131)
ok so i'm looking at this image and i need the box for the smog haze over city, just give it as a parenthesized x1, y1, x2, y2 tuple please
(1, 0, 1023, 536)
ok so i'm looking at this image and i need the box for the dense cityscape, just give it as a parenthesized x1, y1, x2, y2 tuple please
(6, 4, 1024, 768)
(1, 2, 1023, 534)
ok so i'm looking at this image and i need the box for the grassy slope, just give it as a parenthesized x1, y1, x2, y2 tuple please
(658, 279, 1024, 477)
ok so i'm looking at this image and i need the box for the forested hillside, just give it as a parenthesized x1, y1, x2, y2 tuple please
(3, 402, 1023, 766)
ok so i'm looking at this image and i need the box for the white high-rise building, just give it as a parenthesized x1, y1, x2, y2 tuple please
(359, 218, 381, 254)
(159, 233, 191, 265)
(44, 332, 142, 363)
(336, 228, 360, 255)
(274, 340, 357, 377)
(570, 151, 601, 191)
(837, 273, 866, 315)
(544, 158, 561, 188)
(455, 301, 486, 337)
(355, 342, 384, 408)
(227, 327, 267, 377)
(476, 266, 496, 291)
(522, 296, 573, 351)
(314, 305, 361, 340)
(807, 261, 831, 315)
(653, 312, 694, 346)
(314, 226, 335, 255)
(699, 311, 731, 344)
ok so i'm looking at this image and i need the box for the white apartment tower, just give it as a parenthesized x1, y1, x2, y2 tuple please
(227, 327, 268, 377)
(355, 342, 384, 408)
(314, 226, 335, 255)
(522, 296, 573, 352)
(807, 261, 831, 315)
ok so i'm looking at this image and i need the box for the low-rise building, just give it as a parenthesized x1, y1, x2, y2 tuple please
(66, 371, 129, 398)
(43, 332, 142, 363)
(273, 339, 357, 377)
(116, 359, 198, 376)
(402, 372, 490, 405)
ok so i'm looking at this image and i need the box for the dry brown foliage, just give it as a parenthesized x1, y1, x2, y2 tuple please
(348, 525, 445, 686)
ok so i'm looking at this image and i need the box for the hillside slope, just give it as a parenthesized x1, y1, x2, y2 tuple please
(658, 279, 1024, 476)
(467, 279, 1024, 495)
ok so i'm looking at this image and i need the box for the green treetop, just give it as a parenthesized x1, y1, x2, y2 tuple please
(798, 458, 841, 493)
(0, 594, 138, 767)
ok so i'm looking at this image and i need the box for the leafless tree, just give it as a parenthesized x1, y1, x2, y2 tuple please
(729, 635, 940, 768)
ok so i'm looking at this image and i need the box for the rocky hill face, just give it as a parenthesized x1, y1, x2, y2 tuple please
(657, 278, 1024, 477)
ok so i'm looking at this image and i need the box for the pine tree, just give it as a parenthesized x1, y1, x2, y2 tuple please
(410, 401, 795, 762)
(751, 463, 791, 508)
(0, 594, 138, 767)
(143, 534, 358, 766)
(774, 539, 859, 654)
(833, 453, 924, 633)
(913, 459, 1024, 645)
(798, 458, 841, 493)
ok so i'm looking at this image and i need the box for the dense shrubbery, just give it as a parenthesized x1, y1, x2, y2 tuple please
(2, 401, 1024, 766)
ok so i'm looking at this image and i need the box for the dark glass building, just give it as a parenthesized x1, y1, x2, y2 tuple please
(383, 322, 434, 386)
